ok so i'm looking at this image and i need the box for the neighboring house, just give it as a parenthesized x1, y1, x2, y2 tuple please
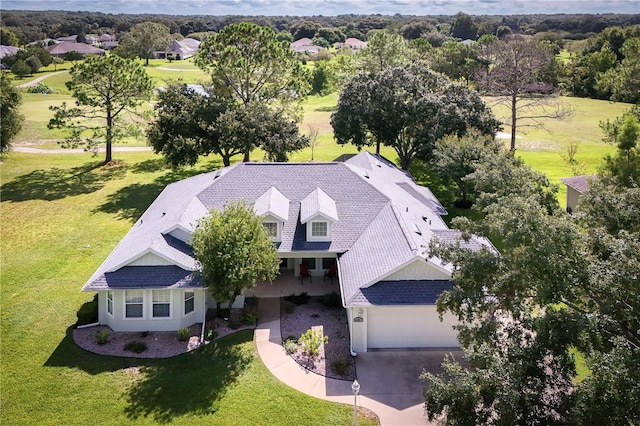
(290, 37, 321, 54)
(342, 37, 367, 50)
(561, 175, 596, 213)
(56, 35, 79, 43)
(154, 38, 200, 60)
(82, 152, 495, 352)
(0, 45, 20, 60)
(45, 41, 105, 57)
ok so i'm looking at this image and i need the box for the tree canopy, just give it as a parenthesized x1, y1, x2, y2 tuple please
(115, 22, 172, 65)
(48, 55, 153, 164)
(356, 29, 418, 73)
(331, 62, 500, 170)
(148, 83, 309, 167)
(192, 201, 280, 315)
(195, 22, 307, 111)
(422, 140, 640, 424)
(0, 74, 24, 153)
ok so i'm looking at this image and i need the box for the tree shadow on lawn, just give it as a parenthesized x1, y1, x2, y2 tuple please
(96, 160, 222, 222)
(45, 326, 254, 423)
(123, 330, 254, 423)
(1, 161, 128, 202)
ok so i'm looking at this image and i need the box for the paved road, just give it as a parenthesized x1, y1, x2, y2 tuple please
(12, 146, 152, 154)
(16, 71, 67, 89)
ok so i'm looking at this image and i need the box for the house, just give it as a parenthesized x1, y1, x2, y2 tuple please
(560, 175, 596, 212)
(0, 45, 20, 60)
(342, 37, 367, 50)
(290, 37, 322, 54)
(45, 41, 105, 57)
(154, 38, 200, 60)
(82, 152, 494, 352)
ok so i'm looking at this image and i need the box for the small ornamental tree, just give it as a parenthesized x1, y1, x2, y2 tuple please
(192, 201, 280, 316)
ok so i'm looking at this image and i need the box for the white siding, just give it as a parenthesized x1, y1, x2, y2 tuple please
(367, 306, 459, 349)
(97, 288, 206, 332)
(128, 252, 174, 266)
(566, 187, 581, 212)
(168, 227, 192, 244)
(385, 260, 450, 281)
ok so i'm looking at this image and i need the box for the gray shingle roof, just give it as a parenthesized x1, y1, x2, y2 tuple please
(339, 204, 416, 305)
(83, 151, 493, 305)
(352, 280, 454, 306)
(197, 162, 389, 252)
(84, 266, 201, 291)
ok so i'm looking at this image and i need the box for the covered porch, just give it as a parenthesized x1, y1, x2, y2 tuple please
(247, 269, 339, 298)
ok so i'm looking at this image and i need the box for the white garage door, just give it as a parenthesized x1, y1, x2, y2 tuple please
(367, 306, 459, 349)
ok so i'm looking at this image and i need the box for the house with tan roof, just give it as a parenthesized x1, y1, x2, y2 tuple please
(83, 152, 494, 352)
(560, 175, 596, 212)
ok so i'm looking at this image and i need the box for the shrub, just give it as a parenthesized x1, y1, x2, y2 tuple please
(177, 328, 190, 341)
(76, 295, 98, 325)
(331, 358, 351, 376)
(228, 321, 240, 330)
(205, 328, 217, 340)
(321, 292, 341, 308)
(283, 336, 298, 355)
(26, 83, 53, 94)
(284, 292, 310, 305)
(124, 340, 147, 354)
(93, 329, 110, 345)
(140, 331, 150, 338)
(299, 328, 328, 358)
(241, 309, 258, 325)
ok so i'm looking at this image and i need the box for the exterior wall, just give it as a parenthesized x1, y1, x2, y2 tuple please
(205, 292, 246, 310)
(566, 187, 582, 212)
(366, 306, 459, 349)
(293, 255, 337, 277)
(385, 260, 450, 281)
(168, 227, 192, 244)
(128, 253, 174, 266)
(97, 288, 206, 332)
(348, 307, 368, 353)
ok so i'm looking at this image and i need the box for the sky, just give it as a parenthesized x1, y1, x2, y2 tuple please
(2, 0, 639, 16)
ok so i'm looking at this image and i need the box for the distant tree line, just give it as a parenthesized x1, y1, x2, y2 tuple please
(2, 10, 639, 45)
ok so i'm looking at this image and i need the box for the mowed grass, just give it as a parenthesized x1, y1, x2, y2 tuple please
(0, 151, 379, 425)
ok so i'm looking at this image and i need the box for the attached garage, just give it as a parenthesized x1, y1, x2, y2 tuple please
(367, 306, 459, 349)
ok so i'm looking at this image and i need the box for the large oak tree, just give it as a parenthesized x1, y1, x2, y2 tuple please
(0, 74, 24, 153)
(116, 22, 172, 66)
(148, 83, 309, 167)
(331, 62, 500, 170)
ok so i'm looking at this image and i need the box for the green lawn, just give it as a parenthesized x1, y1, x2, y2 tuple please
(0, 151, 379, 425)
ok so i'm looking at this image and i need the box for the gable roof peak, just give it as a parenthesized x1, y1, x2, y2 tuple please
(300, 187, 338, 223)
(254, 186, 290, 222)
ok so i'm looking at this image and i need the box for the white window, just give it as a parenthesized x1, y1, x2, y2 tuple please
(311, 221, 328, 237)
(106, 291, 113, 316)
(184, 290, 195, 315)
(152, 290, 171, 318)
(263, 222, 278, 238)
(125, 290, 143, 319)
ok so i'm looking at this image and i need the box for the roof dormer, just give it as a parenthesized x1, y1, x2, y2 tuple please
(300, 187, 338, 242)
(254, 186, 289, 242)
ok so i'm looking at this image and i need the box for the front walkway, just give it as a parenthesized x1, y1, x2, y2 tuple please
(255, 298, 436, 426)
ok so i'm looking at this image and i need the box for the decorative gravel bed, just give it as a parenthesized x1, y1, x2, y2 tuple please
(280, 295, 356, 381)
(73, 308, 254, 358)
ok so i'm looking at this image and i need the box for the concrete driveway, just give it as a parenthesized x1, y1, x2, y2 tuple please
(355, 349, 463, 425)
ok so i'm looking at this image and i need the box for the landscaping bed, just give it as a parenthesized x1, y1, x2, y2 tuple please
(280, 294, 356, 381)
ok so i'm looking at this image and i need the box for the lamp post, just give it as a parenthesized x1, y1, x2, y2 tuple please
(351, 379, 360, 426)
